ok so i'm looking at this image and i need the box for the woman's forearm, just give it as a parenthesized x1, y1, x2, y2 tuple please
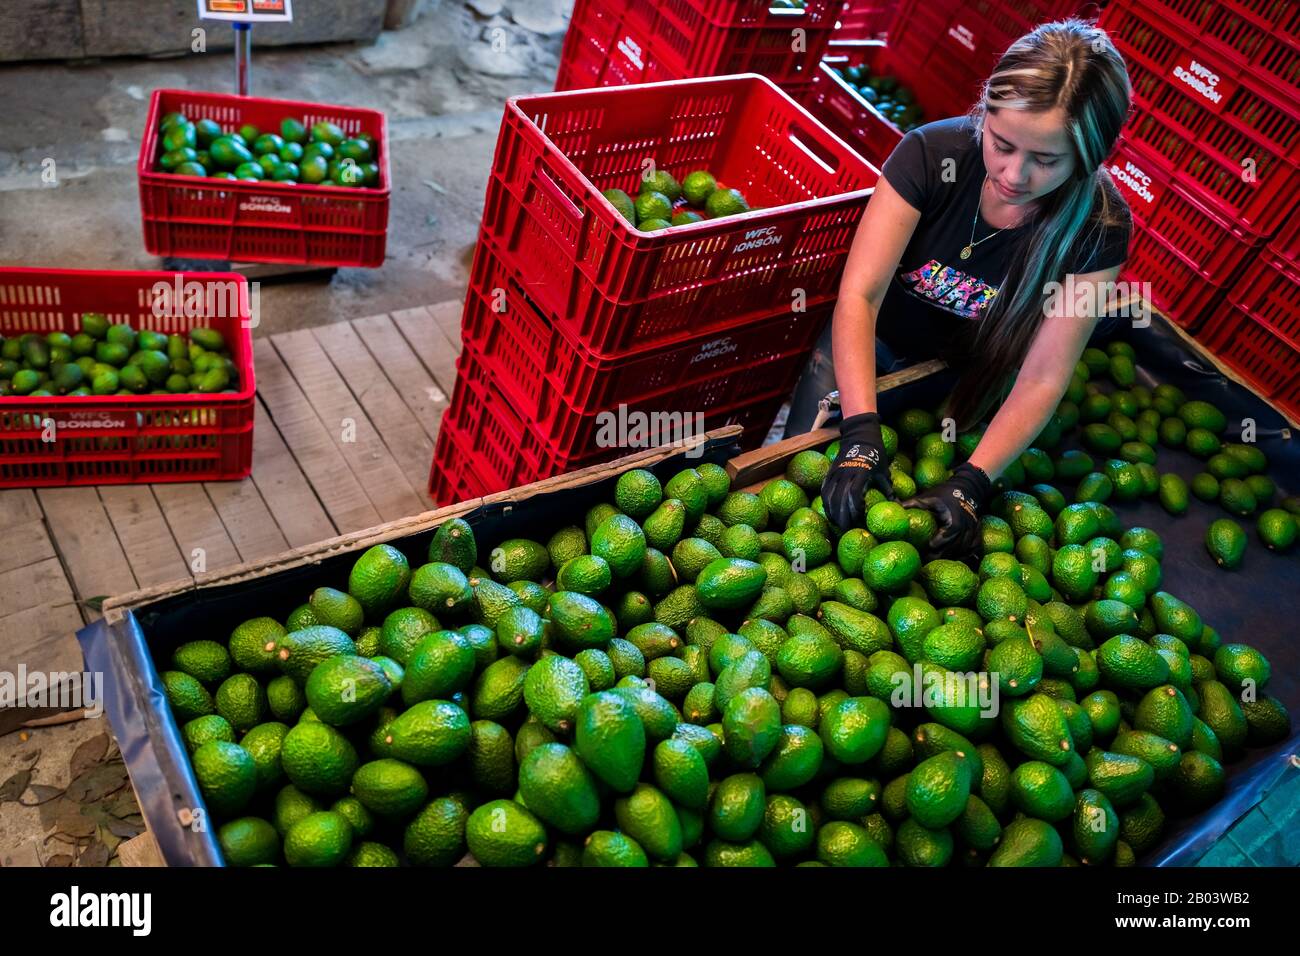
(966, 377, 1064, 480)
(832, 294, 881, 418)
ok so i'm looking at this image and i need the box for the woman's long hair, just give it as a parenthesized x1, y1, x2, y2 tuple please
(946, 19, 1132, 430)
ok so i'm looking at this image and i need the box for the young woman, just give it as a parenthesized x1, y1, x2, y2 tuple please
(785, 19, 1133, 558)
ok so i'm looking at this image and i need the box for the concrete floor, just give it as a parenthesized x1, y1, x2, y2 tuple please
(0, 0, 571, 333)
(0, 0, 573, 864)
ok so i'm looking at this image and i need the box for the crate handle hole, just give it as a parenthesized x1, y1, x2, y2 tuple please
(788, 123, 840, 176)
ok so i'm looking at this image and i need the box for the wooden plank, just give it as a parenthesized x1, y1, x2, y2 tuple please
(0, 600, 87, 679)
(0, 519, 56, 576)
(98, 486, 190, 589)
(728, 426, 840, 488)
(350, 313, 449, 441)
(727, 358, 948, 487)
(426, 299, 464, 348)
(253, 339, 381, 534)
(0, 489, 42, 529)
(205, 479, 291, 564)
(392, 305, 461, 398)
(151, 484, 242, 575)
(0, 556, 76, 618)
(270, 329, 427, 523)
(246, 401, 336, 549)
(313, 320, 438, 502)
(118, 830, 165, 868)
(104, 426, 747, 616)
(36, 487, 136, 618)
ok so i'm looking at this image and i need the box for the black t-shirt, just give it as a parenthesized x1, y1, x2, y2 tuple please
(874, 116, 1132, 367)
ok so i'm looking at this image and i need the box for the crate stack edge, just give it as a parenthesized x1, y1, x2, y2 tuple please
(430, 75, 880, 505)
(1096, 0, 1300, 426)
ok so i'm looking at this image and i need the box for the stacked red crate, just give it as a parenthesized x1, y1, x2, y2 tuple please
(555, 0, 836, 98)
(1101, 0, 1300, 332)
(429, 75, 879, 505)
(832, 0, 897, 42)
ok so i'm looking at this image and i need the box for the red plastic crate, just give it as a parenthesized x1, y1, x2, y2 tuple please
(809, 42, 966, 169)
(0, 268, 255, 488)
(833, 0, 897, 41)
(138, 90, 390, 268)
(1269, 198, 1300, 269)
(1102, 1, 1300, 234)
(1106, 137, 1267, 286)
(1104, 0, 1300, 96)
(1198, 302, 1300, 419)
(462, 235, 826, 420)
(940, 0, 1099, 65)
(483, 74, 877, 355)
(1119, 226, 1226, 331)
(885, 0, 963, 64)
(429, 425, 496, 507)
(1228, 248, 1300, 351)
(429, 352, 784, 505)
(556, 0, 835, 92)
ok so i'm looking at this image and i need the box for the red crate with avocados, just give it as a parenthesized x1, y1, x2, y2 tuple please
(480, 74, 877, 356)
(806, 41, 982, 167)
(138, 90, 390, 268)
(0, 267, 255, 488)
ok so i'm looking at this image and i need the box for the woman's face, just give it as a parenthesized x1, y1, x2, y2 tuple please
(981, 106, 1077, 205)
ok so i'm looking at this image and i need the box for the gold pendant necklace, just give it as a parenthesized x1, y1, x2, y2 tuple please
(962, 176, 1019, 261)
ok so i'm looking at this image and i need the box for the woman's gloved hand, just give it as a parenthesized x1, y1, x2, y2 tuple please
(898, 462, 994, 559)
(821, 412, 895, 532)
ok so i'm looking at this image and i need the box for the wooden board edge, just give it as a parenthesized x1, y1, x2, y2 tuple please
(102, 425, 745, 617)
(727, 358, 947, 487)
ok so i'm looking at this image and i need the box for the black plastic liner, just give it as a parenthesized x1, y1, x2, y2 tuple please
(77, 318, 1298, 866)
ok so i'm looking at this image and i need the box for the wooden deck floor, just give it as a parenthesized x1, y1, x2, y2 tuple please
(0, 302, 464, 688)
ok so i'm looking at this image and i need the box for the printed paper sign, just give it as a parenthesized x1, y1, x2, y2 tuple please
(197, 0, 293, 22)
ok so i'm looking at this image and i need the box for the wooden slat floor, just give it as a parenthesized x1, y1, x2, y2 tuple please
(0, 307, 463, 685)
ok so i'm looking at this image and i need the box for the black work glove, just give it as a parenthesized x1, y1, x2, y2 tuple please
(822, 412, 895, 533)
(899, 462, 993, 559)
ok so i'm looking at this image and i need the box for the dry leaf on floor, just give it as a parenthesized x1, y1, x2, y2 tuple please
(66, 764, 128, 804)
(18, 748, 41, 766)
(0, 770, 32, 803)
(46, 854, 75, 868)
(20, 784, 66, 806)
(69, 733, 109, 777)
(97, 824, 123, 855)
(107, 790, 139, 819)
(78, 842, 110, 868)
(106, 818, 144, 840)
(38, 796, 71, 831)
(54, 808, 97, 839)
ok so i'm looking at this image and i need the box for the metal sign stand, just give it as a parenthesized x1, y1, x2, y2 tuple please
(234, 22, 252, 96)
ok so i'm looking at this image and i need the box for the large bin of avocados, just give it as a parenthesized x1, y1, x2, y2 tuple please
(80, 316, 1299, 867)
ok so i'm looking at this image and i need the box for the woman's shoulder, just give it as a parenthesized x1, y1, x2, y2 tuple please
(1091, 169, 1133, 234)
(905, 115, 981, 153)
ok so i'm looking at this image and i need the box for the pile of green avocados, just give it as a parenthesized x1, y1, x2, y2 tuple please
(163, 341, 1293, 867)
(155, 111, 381, 188)
(1, 317, 236, 397)
(833, 62, 925, 133)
